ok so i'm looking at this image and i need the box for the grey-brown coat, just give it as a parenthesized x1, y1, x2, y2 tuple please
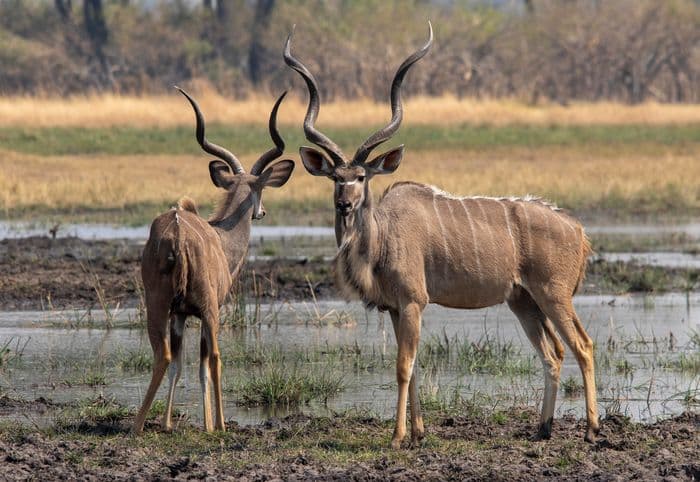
(132, 89, 294, 434)
(285, 23, 599, 448)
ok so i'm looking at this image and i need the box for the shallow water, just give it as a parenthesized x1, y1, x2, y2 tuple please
(599, 252, 700, 269)
(0, 221, 334, 241)
(1, 294, 698, 427)
(3, 220, 699, 242)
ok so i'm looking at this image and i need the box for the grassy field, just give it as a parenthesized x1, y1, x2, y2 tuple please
(1, 96, 699, 225)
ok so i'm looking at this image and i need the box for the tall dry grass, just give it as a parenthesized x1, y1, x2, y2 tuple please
(2, 146, 698, 220)
(2, 92, 700, 128)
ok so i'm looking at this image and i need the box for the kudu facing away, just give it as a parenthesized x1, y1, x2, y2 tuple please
(285, 23, 599, 448)
(132, 89, 294, 434)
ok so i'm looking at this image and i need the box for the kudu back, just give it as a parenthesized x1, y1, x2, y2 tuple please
(284, 23, 599, 448)
(132, 89, 294, 434)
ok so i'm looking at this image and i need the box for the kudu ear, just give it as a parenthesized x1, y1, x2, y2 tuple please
(209, 160, 237, 189)
(365, 145, 404, 176)
(258, 159, 295, 188)
(300, 146, 334, 177)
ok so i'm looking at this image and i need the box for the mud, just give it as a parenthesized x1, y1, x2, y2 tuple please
(1, 236, 699, 311)
(0, 236, 334, 310)
(0, 399, 697, 481)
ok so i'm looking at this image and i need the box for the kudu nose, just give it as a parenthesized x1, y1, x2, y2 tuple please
(336, 201, 352, 213)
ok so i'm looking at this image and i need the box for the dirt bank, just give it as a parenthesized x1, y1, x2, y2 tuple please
(0, 397, 697, 481)
(1, 236, 698, 311)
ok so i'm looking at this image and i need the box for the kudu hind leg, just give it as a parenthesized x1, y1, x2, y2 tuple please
(507, 288, 564, 439)
(200, 310, 225, 432)
(390, 303, 423, 449)
(133, 304, 171, 434)
(390, 309, 424, 446)
(534, 294, 600, 442)
(163, 313, 186, 431)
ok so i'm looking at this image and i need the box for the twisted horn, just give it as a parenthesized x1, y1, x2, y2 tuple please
(175, 86, 245, 174)
(283, 28, 347, 166)
(352, 21, 433, 165)
(251, 91, 287, 175)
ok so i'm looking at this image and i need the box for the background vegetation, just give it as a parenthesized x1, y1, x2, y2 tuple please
(1, 0, 700, 103)
(1, 0, 700, 224)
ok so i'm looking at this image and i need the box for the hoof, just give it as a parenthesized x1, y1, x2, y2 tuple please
(390, 438, 403, 450)
(584, 426, 599, 444)
(535, 418, 553, 440)
(409, 432, 425, 448)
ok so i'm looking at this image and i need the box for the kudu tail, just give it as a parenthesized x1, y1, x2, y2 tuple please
(574, 231, 593, 295)
(170, 213, 190, 303)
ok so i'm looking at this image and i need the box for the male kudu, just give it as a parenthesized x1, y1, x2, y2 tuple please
(284, 24, 599, 448)
(132, 89, 294, 434)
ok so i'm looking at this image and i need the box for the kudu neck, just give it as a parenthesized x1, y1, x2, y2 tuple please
(209, 190, 254, 274)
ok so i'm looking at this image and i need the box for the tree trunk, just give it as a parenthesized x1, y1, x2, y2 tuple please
(55, 0, 72, 22)
(83, 0, 114, 90)
(248, 0, 275, 86)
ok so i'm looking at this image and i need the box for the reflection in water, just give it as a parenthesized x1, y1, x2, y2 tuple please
(0, 294, 698, 426)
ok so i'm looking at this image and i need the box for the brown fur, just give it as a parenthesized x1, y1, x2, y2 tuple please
(132, 94, 295, 435)
(177, 196, 198, 214)
(333, 180, 600, 448)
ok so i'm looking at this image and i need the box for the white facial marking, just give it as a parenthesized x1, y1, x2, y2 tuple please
(338, 180, 358, 186)
(251, 191, 263, 218)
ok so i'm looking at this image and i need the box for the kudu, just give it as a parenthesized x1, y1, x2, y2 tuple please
(132, 89, 294, 434)
(285, 23, 599, 448)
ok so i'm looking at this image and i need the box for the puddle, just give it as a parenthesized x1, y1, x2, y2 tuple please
(1, 294, 698, 426)
(586, 222, 700, 238)
(0, 221, 334, 241)
(3, 220, 699, 242)
(598, 252, 700, 269)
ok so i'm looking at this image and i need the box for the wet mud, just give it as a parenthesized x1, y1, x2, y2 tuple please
(0, 400, 697, 481)
(0, 236, 334, 310)
(1, 236, 699, 311)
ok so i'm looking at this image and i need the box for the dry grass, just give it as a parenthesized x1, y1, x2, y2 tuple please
(2, 92, 700, 128)
(2, 145, 698, 221)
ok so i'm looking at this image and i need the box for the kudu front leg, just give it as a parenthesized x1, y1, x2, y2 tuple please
(390, 303, 423, 449)
(390, 309, 424, 446)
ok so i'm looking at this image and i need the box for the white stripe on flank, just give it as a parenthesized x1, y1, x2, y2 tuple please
(522, 204, 533, 261)
(180, 217, 205, 245)
(476, 198, 498, 278)
(460, 198, 481, 282)
(500, 200, 517, 263)
(541, 206, 551, 267)
(445, 198, 467, 274)
(432, 194, 451, 277)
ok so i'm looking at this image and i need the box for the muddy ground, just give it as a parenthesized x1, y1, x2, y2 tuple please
(0, 236, 335, 311)
(0, 396, 697, 481)
(1, 236, 699, 311)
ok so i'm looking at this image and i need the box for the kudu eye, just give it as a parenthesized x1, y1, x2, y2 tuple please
(357, 176, 365, 182)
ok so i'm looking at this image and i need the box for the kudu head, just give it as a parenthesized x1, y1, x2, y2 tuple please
(176, 87, 295, 220)
(284, 23, 432, 218)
